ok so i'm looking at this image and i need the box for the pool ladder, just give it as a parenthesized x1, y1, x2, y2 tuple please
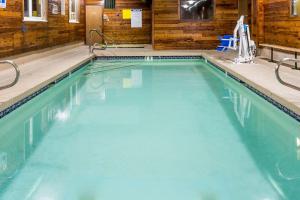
(276, 58, 300, 91)
(0, 60, 20, 90)
(89, 29, 116, 54)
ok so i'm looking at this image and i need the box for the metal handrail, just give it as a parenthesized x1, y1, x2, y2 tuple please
(89, 29, 108, 52)
(89, 29, 115, 53)
(0, 60, 20, 90)
(275, 58, 300, 91)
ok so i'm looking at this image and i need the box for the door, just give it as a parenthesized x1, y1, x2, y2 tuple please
(86, 5, 103, 45)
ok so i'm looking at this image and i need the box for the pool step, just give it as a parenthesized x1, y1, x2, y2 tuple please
(84, 64, 138, 75)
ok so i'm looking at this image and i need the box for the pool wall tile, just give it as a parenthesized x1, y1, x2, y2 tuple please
(96, 56, 203, 60)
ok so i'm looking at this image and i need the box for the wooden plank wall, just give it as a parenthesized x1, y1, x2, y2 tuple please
(1, 0, 299, 54)
(251, 0, 265, 45)
(86, 0, 102, 5)
(103, 0, 152, 44)
(152, 0, 239, 50)
(264, 0, 300, 48)
(0, 0, 85, 58)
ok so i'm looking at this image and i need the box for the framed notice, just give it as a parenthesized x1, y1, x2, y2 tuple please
(49, 0, 60, 14)
(131, 9, 142, 28)
(0, 0, 6, 9)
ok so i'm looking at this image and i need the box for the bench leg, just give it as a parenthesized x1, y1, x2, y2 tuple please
(269, 47, 274, 62)
(295, 52, 298, 69)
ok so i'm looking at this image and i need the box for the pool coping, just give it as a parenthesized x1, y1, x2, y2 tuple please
(1, 55, 300, 123)
(202, 58, 300, 122)
(200, 53, 300, 122)
(0, 56, 94, 119)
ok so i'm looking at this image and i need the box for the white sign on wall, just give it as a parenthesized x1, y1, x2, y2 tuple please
(131, 9, 142, 28)
(0, 0, 6, 9)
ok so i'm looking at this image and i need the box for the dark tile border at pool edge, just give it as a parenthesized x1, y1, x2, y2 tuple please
(0, 61, 90, 119)
(95, 56, 203, 60)
(205, 59, 300, 122)
(1, 56, 300, 123)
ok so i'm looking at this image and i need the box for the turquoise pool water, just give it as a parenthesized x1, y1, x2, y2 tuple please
(0, 59, 299, 200)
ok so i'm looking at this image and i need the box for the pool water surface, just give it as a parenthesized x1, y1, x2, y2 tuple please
(0, 59, 299, 200)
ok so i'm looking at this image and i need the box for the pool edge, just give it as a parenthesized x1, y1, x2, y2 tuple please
(202, 54, 300, 122)
(0, 57, 93, 119)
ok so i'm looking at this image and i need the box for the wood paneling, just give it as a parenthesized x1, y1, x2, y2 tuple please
(103, 0, 152, 44)
(251, 0, 264, 44)
(0, 0, 85, 57)
(263, 0, 300, 48)
(152, 0, 239, 50)
(86, 0, 103, 5)
(1, 0, 299, 54)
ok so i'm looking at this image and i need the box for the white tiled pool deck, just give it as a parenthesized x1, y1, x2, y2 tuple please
(1, 43, 300, 118)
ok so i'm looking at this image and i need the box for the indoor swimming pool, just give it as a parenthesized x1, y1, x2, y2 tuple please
(0, 58, 299, 200)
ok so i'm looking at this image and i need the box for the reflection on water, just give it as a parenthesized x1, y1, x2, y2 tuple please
(0, 153, 7, 173)
(225, 88, 251, 127)
(123, 70, 143, 89)
(0, 60, 299, 200)
(0, 77, 82, 193)
(217, 71, 300, 200)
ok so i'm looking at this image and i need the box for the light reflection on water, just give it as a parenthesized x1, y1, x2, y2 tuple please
(0, 60, 299, 200)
